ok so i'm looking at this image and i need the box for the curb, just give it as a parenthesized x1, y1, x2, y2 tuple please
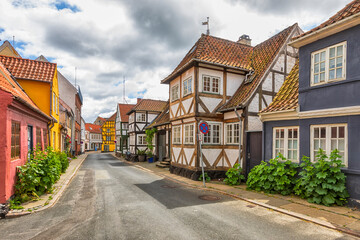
(6, 154, 88, 218)
(115, 156, 360, 238)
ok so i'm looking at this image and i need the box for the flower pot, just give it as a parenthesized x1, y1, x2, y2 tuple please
(138, 154, 146, 162)
(147, 157, 154, 163)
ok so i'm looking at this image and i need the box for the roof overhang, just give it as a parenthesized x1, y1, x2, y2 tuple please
(259, 109, 298, 122)
(290, 12, 360, 48)
(161, 59, 251, 84)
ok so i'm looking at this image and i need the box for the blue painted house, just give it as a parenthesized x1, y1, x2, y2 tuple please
(260, 0, 360, 205)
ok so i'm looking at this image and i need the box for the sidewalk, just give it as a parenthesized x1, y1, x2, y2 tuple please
(7, 152, 89, 218)
(113, 153, 360, 238)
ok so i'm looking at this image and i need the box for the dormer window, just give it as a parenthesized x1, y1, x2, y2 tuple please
(311, 42, 346, 86)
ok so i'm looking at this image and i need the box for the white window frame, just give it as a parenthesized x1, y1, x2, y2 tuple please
(136, 113, 146, 122)
(225, 122, 240, 145)
(184, 123, 194, 144)
(310, 124, 348, 167)
(171, 84, 179, 101)
(272, 127, 299, 162)
(311, 41, 346, 86)
(203, 122, 222, 145)
(138, 135, 147, 145)
(183, 77, 192, 97)
(172, 125, 181, 144)
(202, 75, 220, 94)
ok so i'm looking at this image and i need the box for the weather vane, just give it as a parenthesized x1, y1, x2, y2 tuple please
(202, 17, 210, 35)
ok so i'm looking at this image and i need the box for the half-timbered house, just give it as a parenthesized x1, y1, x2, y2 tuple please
(161, 24, 302, 179)
(115, 103, 135, 156)
(101, 113, 116, 152)
(146, 102, 171, 161)
(260, 0, 360, 205)
(127, 99, 167, 154)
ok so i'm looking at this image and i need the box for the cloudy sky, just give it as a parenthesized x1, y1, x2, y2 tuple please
(0, 0, 350, 122)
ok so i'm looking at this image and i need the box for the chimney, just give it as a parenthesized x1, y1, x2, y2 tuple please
(237, 34, 252, 46)
(137, 98, 142, 103)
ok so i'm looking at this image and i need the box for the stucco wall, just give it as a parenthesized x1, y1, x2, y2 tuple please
(299, 25, 360, 111)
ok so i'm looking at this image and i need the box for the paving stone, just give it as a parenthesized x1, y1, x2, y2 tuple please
(344, 220, 360, 231)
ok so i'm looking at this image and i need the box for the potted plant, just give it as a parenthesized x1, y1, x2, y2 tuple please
(137, 149, 146, 162)
(146, 151, 154, 163)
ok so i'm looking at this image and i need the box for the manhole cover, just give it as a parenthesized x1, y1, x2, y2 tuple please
(161, 185, 177, 188)
(199, 195, 221, 201)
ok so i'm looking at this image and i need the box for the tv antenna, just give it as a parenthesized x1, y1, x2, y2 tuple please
(202, 17, 210, 35)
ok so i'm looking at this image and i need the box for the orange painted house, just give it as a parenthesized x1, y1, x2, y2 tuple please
(0, 62, 51, 203)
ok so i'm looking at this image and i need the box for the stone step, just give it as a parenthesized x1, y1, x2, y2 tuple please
(160, 161, 170, 165)
(156, 163, 170, 168)
(163, 158, 171, 162)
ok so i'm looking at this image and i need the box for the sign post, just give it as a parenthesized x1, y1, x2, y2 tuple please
(198, 121, 209, 187)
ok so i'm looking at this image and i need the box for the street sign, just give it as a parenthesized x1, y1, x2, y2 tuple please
(199, 122, 209, 134)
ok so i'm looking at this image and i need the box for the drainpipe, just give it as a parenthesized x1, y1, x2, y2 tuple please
(48, 118, 54, 148)
(234, 107, 242, 168)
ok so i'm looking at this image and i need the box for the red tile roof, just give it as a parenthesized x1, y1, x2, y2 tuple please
(260, 62, 299, 114)
(0, 55, 56, 83)
(219, 24, 299, 111)
(0, 62, 50, 119)
(118, 103, 136, 122)
(85, 123, 102, 134)
(161, 34, 253, 83)
(147, 102, 170, 128)
(107, 112, 116, 121)
(293, 0, 360, 41)
(128, 99, 167, 114)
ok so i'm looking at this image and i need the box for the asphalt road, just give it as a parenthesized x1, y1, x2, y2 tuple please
(0, 153, 357, 240)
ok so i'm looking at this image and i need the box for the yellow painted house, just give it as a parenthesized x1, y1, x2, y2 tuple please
(0, 55, 61, 151)
(101, 113, 116, 152)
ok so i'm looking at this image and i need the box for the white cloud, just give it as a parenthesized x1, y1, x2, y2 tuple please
(0, 0, 350, 122)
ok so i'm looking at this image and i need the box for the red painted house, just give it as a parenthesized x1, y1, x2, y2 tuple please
(0, 62, 51, 204)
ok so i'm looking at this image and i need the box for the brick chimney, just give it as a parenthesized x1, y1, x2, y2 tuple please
(237, 34, 252, 46)
(137, 98, 142, 103)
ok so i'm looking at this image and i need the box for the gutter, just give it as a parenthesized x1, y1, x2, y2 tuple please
(161, 59, 251, 84)
(13, 96, 52, 121)
(290, 12, 360, 48)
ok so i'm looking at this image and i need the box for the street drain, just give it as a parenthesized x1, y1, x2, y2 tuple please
(161, 185, 177, 188)
(199, 195, 221, 201)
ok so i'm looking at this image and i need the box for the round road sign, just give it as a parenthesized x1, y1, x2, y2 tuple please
(199, 122, 209, 134)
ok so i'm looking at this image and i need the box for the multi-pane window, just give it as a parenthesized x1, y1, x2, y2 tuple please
(106, 136, 111, 141)
(11, 121, 21, 159)
(136, 113, 146, 122)
(225, 123, 240, 144)
(183, 77, 192, 96)
(172, 126, 181, 144)
(138, 135, 147, 145)
(273, 127, 299, 162)
(123, 123, 129, 130)
(202, 75, 220, 94)
(171, 85, 179, 101)
(36, 128, 42, 148)
(311, 124, 347, 165)
(203, 123, 221, 144)
(311, 42, 346, 85)
(184, 124, 194, 144)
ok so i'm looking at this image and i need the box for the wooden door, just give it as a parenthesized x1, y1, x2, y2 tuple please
(246, 131, 262, 175)
(158, 131, 166, 161)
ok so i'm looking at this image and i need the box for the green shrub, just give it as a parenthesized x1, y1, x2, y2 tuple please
(12, 147, 68, 205)
(57, 151, 69, 173)
(137, 149, 146, 155)
(199, 172, 211, 182)
(246, 154, 298, 195)
(224, 163, 245, 186)
(294, 149, 349, 206)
